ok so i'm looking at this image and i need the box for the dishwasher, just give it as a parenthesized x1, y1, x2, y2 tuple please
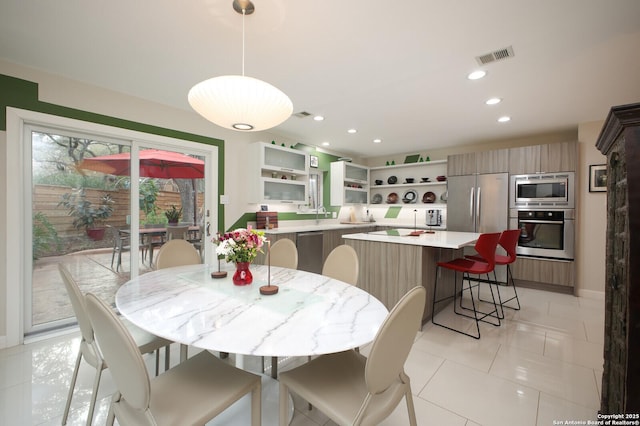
(296, 231, 324, 274)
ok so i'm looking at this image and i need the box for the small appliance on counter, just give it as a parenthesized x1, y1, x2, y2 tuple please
(426, 209, 442, 226)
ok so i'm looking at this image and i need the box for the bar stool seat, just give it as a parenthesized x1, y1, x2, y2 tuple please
(431, 232, 501, 339)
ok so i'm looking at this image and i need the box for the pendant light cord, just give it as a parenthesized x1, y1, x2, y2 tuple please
(241, 8, 246, 77)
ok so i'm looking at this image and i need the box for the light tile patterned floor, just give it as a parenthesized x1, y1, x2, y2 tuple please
(1, 286, 603, 425)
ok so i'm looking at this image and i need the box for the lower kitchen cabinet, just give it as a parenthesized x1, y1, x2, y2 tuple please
(323, 227, 375, 261)
(511, 257, 575, 292)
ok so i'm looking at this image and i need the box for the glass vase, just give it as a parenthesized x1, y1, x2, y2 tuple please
(232, 262, 253, 286)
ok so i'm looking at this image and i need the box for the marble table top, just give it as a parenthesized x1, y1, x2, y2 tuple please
(116, 264, 389, 357)
(342, 228, 481, 249)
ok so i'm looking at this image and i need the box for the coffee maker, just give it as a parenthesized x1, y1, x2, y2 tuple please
(426, 209, 442, 226)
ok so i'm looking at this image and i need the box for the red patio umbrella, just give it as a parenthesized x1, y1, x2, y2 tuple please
(78, 149, 205, 223)
(78, 149, 204, 179)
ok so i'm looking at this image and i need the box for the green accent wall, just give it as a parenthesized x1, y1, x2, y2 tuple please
(0, 74, 227, 231)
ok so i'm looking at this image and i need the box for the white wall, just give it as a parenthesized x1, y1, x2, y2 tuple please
(576, 121, 607, 298)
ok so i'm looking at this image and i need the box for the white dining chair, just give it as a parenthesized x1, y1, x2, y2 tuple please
(279, 286, 426, 426)
(269, 238, 298, 269)
(58, 264, 171, 426)
(155, 238, 202, 269)
(322, 244, 359, 285)
(84, 292, 262, 426)
(264, 237, 299, 377)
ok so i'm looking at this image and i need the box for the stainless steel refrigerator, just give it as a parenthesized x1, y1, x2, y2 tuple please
(447, 172, 510, 281)
(446, 173, 509, 233)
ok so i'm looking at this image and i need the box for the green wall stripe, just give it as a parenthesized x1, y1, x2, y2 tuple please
(384, 206, 402, 218)
(0, 73, 227, 232)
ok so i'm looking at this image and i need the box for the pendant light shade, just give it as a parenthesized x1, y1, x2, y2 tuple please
(188, 0, 293, 132)
(188, 75, 293, 131)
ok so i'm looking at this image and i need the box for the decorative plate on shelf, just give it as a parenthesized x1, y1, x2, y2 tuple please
(422, 191, 436, 203)
(402, 190, 418, 204)
(386, 192, 399, 204)
(387, 175, 398, 184)
(372, 193, 383, 204)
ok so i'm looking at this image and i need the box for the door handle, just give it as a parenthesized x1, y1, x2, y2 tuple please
(206, 222, 210, 237)
(469, 187, 475, 218)
(476, 186, 481, 226)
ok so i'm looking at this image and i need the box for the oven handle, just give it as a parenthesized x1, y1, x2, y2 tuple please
(519, 219, 564, 225)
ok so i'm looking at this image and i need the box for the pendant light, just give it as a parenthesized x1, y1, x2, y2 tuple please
(188, 0, 293, 132)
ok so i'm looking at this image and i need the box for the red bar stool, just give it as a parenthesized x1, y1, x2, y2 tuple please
(466, 229, 521, 319)
(431, 232, 501, 339)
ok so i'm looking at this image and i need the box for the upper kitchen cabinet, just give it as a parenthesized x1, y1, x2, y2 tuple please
(249, 142, 309, 204)
(330, 161, 369, 205)
(509, 141, 577, 174)
(447, 149, 508, 176)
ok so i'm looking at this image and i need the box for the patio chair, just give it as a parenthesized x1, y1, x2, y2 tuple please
(166, 224, 189, 240)
(58, 264, 172, 426)
(109, 225, 130, 272)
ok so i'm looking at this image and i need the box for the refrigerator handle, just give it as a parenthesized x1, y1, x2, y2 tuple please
(476, 186, 481, 227)
(469, 187, 475, 219)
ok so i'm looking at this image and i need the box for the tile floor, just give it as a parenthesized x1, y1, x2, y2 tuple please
(0, 286, 604, 425)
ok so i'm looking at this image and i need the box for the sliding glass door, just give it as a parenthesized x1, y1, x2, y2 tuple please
(22, 121, 216, 336)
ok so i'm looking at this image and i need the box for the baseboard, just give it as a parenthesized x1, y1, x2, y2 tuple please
(576, 288, 605, 300)
(514, 279, 574, 295)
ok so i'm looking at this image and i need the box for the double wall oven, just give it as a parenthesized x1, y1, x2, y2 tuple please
(509, 172, 575, 261)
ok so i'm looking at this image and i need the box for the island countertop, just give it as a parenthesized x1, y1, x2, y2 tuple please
(342, 228, 480, 249)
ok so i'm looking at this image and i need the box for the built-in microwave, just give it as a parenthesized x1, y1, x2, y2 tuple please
(509, 172, 575, 209)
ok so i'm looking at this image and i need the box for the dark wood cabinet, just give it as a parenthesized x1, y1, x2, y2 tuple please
(596, 102, 640, 414)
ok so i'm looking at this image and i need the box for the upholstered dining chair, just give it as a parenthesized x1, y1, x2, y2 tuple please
(269, 238, 299, 269)
(58, 264, 171, 426)
(155, 239, 202, 270)
(322, 244, 359, 285)
(84, 292, 262, 426)
(431, 232, 501, 339)
(279, 286, 426, 426)
(263, 237, 300, 377)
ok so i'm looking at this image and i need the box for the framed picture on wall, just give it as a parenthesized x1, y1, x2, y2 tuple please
(589, 164, 607, 192)
(310, 155, 319, 168)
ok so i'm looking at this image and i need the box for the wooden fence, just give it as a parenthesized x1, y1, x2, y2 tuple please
(33, 184, 201, 255)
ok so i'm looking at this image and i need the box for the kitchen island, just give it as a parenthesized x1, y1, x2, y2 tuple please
(343, 229, 481, 324)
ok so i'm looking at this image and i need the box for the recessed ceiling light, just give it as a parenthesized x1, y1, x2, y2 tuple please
(485, 97, 502, 105)
(373, 138, 382, 144)
(347, 129, 357, 134)
(322, 141, 330, 146)
(498, 116, 511, 123)
(467, 70, 487, 80)
(313, 115, 324, 121)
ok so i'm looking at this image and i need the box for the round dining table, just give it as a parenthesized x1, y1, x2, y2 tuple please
(115, 263, 389, 425)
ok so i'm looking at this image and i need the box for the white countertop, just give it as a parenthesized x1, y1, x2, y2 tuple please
(342, 228, 480, 249)
(262, 222, 377, 234)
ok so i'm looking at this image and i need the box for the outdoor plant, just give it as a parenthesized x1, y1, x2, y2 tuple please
(213, 227, 266, 263)
(59, 188, 114, 231)
(32, 211, 61, 260)
(164, 205, 182, 224)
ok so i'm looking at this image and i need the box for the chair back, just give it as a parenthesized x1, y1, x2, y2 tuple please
(365, 286, 426, 395)
(58, 263, 99, 354)
(321, 244, 359, 285)
(85, 293, 151, 413)
(155, 239, 202, 269)
(166, 225, 189, 240)
(269, 238, 298, 269)
(473, 232, 501, 273)
(499, 229, 521, 264)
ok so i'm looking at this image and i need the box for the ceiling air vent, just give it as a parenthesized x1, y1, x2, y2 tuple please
(293, 111, 312, 118)
(475, 45, 515, 65)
